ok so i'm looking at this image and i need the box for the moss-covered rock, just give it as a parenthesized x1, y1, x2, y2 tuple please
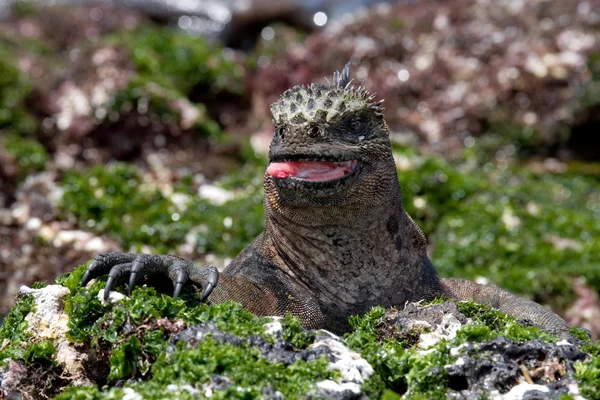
(4, 271, 598, 399)
(2, 267, 373, 398)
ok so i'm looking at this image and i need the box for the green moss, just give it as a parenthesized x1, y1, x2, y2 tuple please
(110, 78, 220, 136)
(114, 26, 244, 98)
(59, 162, 264, 257)
(3, 134, 48, 178)
(108, 335, 143, 379)
(281, 313, 315, 349)
(25, 340, 57, 365)
(0, 45, 37, 135)
(345, 307, 452, 399)
(0, 294, 35, 365)
(433, 170, 600, 310)
(457, 301, 558, 343)
(575, 353, 600, 400)
(395, 149, 483, 236)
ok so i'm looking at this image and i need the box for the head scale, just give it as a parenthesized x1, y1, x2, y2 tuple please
(270, 62, 385, 127)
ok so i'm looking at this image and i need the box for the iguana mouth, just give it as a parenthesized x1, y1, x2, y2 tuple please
(266, 160, 359, 182)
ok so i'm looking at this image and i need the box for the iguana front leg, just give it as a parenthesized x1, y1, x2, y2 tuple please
(80, 252, 330, 330)
(81, 252, 218, 301)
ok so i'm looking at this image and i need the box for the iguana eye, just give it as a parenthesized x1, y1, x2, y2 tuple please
(308, 125, 321, 138)
(350, 119, 363, 133)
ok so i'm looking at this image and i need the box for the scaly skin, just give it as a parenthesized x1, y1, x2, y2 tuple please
(81, 64, 568, 334)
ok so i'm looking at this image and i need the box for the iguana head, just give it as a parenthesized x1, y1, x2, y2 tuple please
(265, 63, 398, 215)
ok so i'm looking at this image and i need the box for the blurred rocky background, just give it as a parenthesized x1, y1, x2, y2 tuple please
(0, 0, 598, 337)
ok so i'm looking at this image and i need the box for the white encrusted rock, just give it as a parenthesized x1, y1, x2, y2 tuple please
(312, 334, 374, 397)
(263, 318, 283, 336)
(19, 285, 91, 385)
(418, 313, 463, 349)
(492, 383, 550, 400)
(98, 288, 126, 306)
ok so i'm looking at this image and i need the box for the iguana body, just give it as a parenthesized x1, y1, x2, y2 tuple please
(82, 65, 568, 334)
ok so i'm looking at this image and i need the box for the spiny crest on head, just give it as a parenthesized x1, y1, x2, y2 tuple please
(271, 62, 385, 127)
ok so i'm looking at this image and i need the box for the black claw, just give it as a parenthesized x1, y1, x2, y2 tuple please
(128, 273, 136, 296)
(129, 258, 145, 295)
(200, 282, 214, 302)
(173, 283, 183, 298)
(105, 276, 116, 301)
(200, 269, 219, 302)
(208, 268, 219, 287)
(77, 253, 218, 304)
(169, 263, 189, 298)
(80, 269, 92, 287)
(173, 269, 188, 298)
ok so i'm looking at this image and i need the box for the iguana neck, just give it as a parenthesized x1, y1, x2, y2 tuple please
(263, 173, 428, 311)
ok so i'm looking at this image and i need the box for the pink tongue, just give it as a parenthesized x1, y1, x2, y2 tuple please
(266, 161, 347, 181)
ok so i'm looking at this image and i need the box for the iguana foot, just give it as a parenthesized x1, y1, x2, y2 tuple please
(80, 252, 218, 301)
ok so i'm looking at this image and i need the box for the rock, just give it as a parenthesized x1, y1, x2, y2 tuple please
(253, 0, 600, 157)
(2, 281, 598, 399)
(20, 285, 91, 385)
(167, 322, 373, 399)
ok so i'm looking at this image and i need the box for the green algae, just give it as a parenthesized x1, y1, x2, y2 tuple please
(394, 144, 599, 309)
(281, 313, 316, 349)
(395, 148, 483, 236)
(456, 301, 558, 343)
(137, 338, 332, 399)
(581, 50, 600, 108)
(59, 162, 264, 257)
(0, 294, 58, 370)
(344, 307, 452, 399)
(433, 169, 600, 310)
(574, 343, 600, 400)
(110, 78, 221, 136)
(0, 45, 37, 135)
(0, 293, 35, 366)
(56, 339, 333, 400)
(115, 26, 244, 98)
(6, 267, 598, 399)
(58, 265, 273, 379)
(3, 134, 48, 178)
(571, 327, 600, 399)
(101, 23, 244, 136)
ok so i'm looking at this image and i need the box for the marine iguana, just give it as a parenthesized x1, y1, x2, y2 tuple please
(80, 64, 568, 334)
